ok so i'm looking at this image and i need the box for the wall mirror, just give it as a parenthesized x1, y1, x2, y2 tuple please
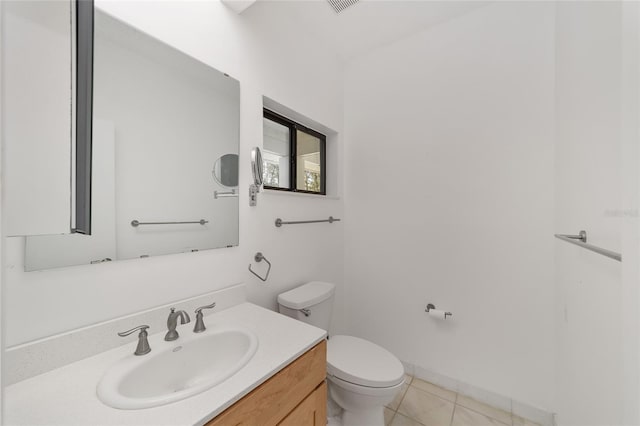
(213, 154, 239, 187)
(24, 8, 240, 271)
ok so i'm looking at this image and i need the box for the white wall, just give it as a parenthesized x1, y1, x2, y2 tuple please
(343, 2, 556, 412)
(3, 0, 345, 347)
(620, 3, 640, 423)
(0, 2, 5, 419)
(553, 2, 638, 425)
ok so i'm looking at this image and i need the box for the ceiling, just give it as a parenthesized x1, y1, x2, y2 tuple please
(244, 0, 489, 62)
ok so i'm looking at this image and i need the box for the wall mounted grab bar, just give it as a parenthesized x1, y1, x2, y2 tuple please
(214, 190, 237, 199)
(275, 216, 341, 227)
(131, 219, 208, 227)
(554, 230, 621, 262)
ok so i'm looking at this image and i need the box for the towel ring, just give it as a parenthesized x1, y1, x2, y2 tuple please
(248, 252, 271, 282)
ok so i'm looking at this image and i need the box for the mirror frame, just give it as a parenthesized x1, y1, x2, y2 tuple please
(74, 0, 95, 235)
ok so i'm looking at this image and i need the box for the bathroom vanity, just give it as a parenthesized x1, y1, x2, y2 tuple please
(207, 340, 326, 426)
(4, 303, 327, 426)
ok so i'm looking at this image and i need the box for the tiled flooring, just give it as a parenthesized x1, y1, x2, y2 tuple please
(384, 375, 540, 426)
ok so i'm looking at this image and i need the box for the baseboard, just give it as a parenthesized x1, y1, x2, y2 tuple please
(401, 361, 555, 426)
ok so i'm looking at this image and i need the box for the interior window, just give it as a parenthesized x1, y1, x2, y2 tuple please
(262, 109, 326, 195)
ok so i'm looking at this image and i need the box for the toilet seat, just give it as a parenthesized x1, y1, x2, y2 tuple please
(328, 374, 405, 397)
(327, 335, 404, 388)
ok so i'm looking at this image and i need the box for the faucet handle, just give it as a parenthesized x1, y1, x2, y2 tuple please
(118, 325, 151, 356)
(118, 324, 149, 337)
(194, 302, 216, 333)
(195, 302, 216, 314)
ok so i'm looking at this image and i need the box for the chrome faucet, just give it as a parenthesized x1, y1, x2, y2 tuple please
(118, 325, 151, 356)
(193, 302, 216, 333)
(165, 308, 191, 341)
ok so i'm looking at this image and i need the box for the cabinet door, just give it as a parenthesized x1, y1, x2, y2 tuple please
(278, 381, 327, 426)
(2, 0, 73, 236)
(207, 341, 326, 426)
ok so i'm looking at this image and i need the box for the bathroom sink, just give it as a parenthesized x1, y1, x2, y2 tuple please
(97, 325, 258, 409)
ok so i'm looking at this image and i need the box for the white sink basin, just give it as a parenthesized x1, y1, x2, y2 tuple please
(97, 325, 259, 409)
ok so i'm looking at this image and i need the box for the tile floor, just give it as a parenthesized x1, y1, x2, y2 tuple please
(384, 375, 541, 426)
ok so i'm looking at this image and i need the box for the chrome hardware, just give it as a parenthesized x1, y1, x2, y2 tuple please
(275, 216, 341, 227)
(249, 184, 259, 207)
(558, 230, 587, 243)
(251, 147, 264, 187)
(118, 325, 151, 356)
(165, 308, 191, 341)
(90, 257, 112, 264)
(554, 230, 621, 262)
(425, 303, 452, 319)
(193, 302, 216, 333)
(299, 308, 311, 317)
(131, 219, 208, 227)
(248, 252, 271, 282)
(214, 189, 237, 199)
(249, 147, 263, 207)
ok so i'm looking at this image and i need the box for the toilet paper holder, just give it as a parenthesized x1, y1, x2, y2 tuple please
(425, 303, 452, 319)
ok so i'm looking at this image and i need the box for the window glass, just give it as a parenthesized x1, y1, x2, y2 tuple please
(296, 130, 322, 193)
(262, 117, 290, 189)
(262, 109, 326, 195)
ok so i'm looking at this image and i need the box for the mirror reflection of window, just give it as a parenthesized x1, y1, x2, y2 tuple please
(262, 117, 290, 188)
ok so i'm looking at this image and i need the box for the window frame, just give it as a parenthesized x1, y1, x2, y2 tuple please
(263, 108, 327, 195)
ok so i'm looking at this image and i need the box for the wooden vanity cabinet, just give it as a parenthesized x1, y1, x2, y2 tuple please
(206, 340, 327, 426)
(278, 381, 326, 426)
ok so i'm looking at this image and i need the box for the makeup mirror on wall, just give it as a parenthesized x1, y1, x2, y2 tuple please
(249, 147, 263, 207)
(213, 154, 239, 187)
(251, 147, 264, 187)
(24, 8, 240, 271)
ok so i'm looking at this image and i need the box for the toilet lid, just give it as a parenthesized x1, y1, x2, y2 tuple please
(327, 335, 405, 388)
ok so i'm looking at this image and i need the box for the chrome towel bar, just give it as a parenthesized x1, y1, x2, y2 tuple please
(214, 189, 237, 199)
(554, 230, 621, 262)
(275, 216, 341, 227)
(131, 219, 208, 227)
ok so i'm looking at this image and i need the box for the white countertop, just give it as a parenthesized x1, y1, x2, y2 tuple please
(5, 303, 327, 426)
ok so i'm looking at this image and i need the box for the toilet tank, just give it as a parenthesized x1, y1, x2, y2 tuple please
(277, 281, 335, 331)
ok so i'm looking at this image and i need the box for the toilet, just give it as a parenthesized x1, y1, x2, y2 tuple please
(278, 281, 404, 426)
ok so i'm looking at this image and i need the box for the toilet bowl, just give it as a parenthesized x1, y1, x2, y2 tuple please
(327, 335, 405, 425)
(278, 282, 405, 426)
